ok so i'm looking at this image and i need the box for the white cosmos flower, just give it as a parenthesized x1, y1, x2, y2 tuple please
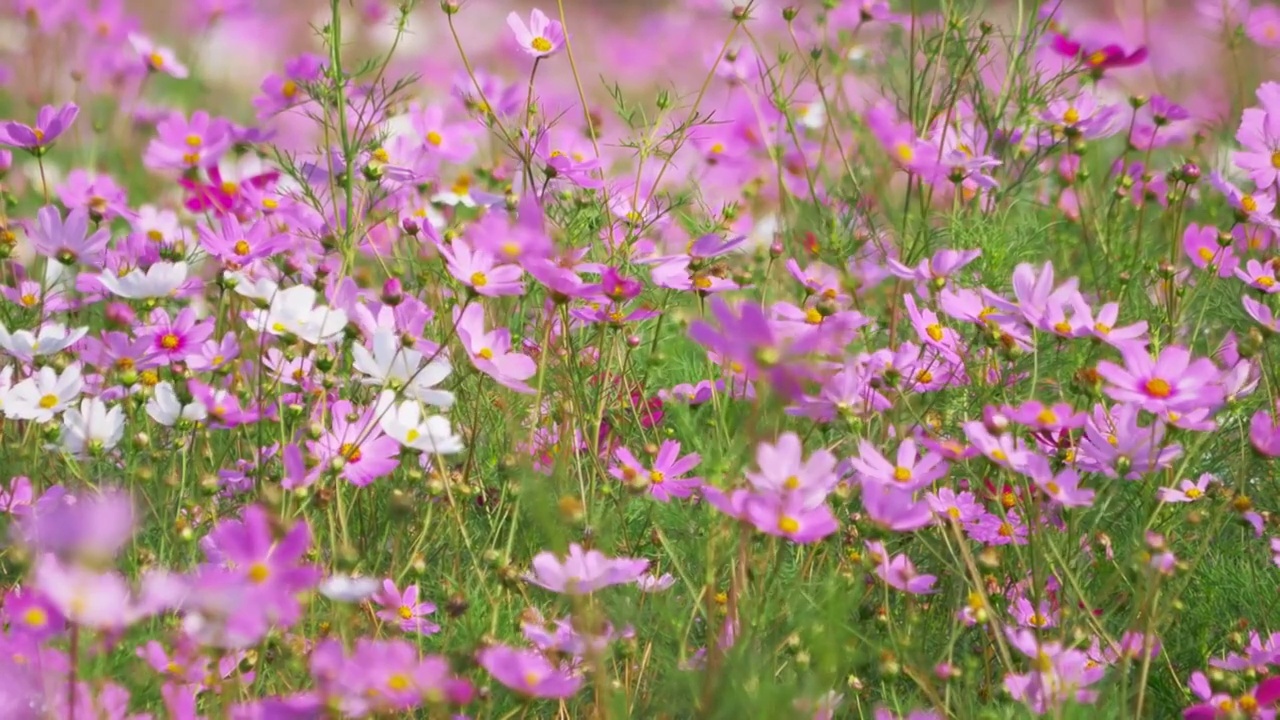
(61, 398, 124, 458)
(226, 269, 281, 303)
(145, 382, 208, 426)
(0, 322, 88, 361)
(319, 574, 381, 602)
(6, 364, 83, 422)
(0, 366, 13, 415)
(351, 329, 454, 408)
(375, 391, 464, 455)
(98, 261, 189, 299)
(249, 285, 348, 345)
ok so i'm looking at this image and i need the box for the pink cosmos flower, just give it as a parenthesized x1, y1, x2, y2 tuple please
(477, 644, 582, 698)
(129, 33, 188, 78)
(849, 437, 949, 492)
(455, 303, 536, 393)
(307, 400, 401, 487)
(742, 489, 840, 543)
(507, 9, 565, 58)
(374, 579, 439, 636)
(1096, 344, 1224, 415)
(1234, 104, 1280, 190)
(527, 543, 648, 594)
(0, 102, 78, 152)
(28, 204, 111, 267)
(442, 237, 524, 297)
(609, 440, 701, 502)
(865, 541, 936, 594)
(1157, 474, 1215, 503)
(745, 432, 838, 507)
(925, 488, 982, 522)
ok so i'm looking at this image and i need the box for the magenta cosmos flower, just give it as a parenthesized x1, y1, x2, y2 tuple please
(609, 440, 702, 502)
(373, 579, 439, 636)
(477, 644, 582, 699)
(526, 543, 648, 594)
(1096, 344, 1224, 415)
(507, 9, 565, 58)
(0, 102, 78, 152)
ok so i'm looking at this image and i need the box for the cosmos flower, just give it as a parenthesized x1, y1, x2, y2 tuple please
(507, 9, 565, 58)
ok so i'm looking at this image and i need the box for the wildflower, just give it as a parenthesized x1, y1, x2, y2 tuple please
(1049, 32, 1147, 72)
(866, 541, 936, 594)
(968, 510, 1029, 546)
(6, 364, 83, 422)
(1158, 473, 1215, 503)
(1096, 343, 1224, 415)
(128, 33, 188, 78)
(254, 53, 325, 119)
(375, 391, 465, 456)
(143, 110, 234, 171)
(441, 237, 524, 297)
(526, 543, 648, 594)
(507, 9, 565, 58)
(61, 398, 124, 458)
(690, 298, 827, 400)
(374, 579, 439, 636)
(1248, 5, 1280, 47)
(351, 329, 455, 407)
(1233, 104, 1280, 190)
(250, 285, 349, 345)
(0, 102, 78, 152)
(98, 261, 188, 299)
(309, 400, 401, 487)
(28, 204, 112, 267)
(477, 644, 582, 698)
(925, 488, 982, 522)
(610, 441, 702, 502)
(34, 555, 135, 630)
(637, 573, 676, 592)
(455, 304, 536, 394)
(849, 437, 948, 492)
(1183, 223, 1238, 277)
(0, 322, 87, 361)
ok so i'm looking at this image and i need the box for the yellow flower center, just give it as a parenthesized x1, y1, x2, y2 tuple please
(710, 142, 725, 154)
(1053, 321, 1072, 334)
(22, 608, 46, 627)
(372, 147, 390, 163)
(148, 52, 164, 68)
(501, 241, 520, 258)
(892, 466, 912, 483)
(783, 475, 800, 490)
(804, 307, 823, 324)
(425, 131, 443, 146)
(1185, 487, 1202, 499)
(281, 80, 298, 99)
(38, 394, 58, 409)
(916, 370, 933, 384)
(165, 661, 183, 675)
(895, 142, 915, 162)
(531, 37, 553, 53)
(1045, 481, 1061, 495)
(470, 271, 488, 288)
(1271, 151, 1280, 169)
(777, 515, 800, 534)
(1260, 276, 1276, 287)
(398, 605, 413, 620)
(925, 323, 944, 341)
(405, 429, 420, 443)
(233, 240, 251, 256)
(1087, 50, 1107, 65)
(160, 333, 180, 350)
(1144, 378, 1171, 398)
(140, 370, 159, 387)
(524, 671, 543, 687)
(248, 562, 270, 584)
(339, 442, 363, 463)
(649, 470, 666, 484)
(221, 181, 238, 195)
(1063, 107, 1080, 124)
(1036, 409, 1058, 425)
(182, 152, 200, 166)
(387, 673, 411, 691)
(477, 347, 494, 360)
(991, 449, 1007, 462)
(19, 293, 36, 306)
(1243, 195, 1259, 213)
(147, 229, 164, 242)
(1197, 247, 1215, 262)
(692, 275, 713, 290)
(185, 134, 202, 147)
(997, 522, 1014, 537)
